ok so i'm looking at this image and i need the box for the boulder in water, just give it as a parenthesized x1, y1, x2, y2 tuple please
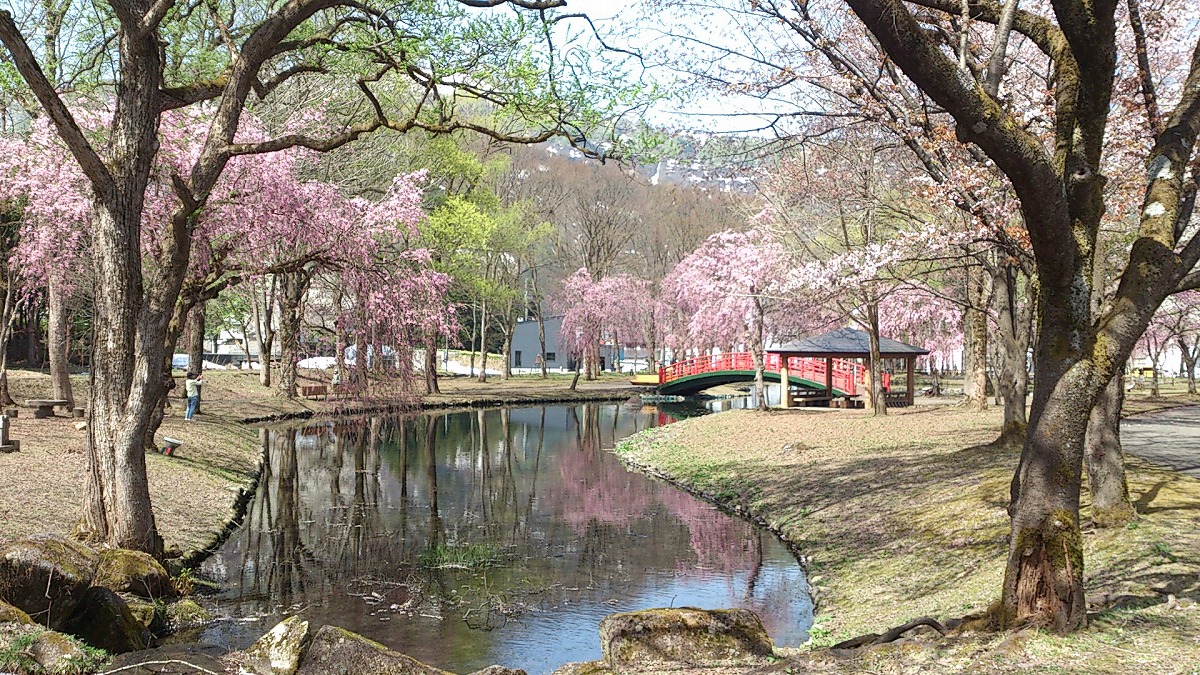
(469, 668, 528, 675)
(598, 607, 774, 668)
(296, 624, 453, 675)
(237, 615, 310, 675)
(164, 598, 212, 632)
(0, 534, 98, 628)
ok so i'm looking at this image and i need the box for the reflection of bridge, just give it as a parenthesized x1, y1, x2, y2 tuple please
(654, 328, 928, 408)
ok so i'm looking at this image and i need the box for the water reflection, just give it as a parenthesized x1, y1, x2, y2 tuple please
(201, 403, 811, 674)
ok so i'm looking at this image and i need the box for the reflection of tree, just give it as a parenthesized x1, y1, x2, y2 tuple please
(552, 442, 652, 535)
(239, 429, 313, 607)
(424, 415, 443, 550)
(657, 488, 758, 575)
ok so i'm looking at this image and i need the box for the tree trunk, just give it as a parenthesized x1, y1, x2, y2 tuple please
(569, 359, 581, 391)
(1085, 372, 1136, 527)
(865, 301, 887, 416)
(992, 263, 1030, 447)
(1179, 335, 1198, 394)
(82, 202, 174, 558)
(47, 277, 73, 407)
(251, 276, 277, 387)
(24, 294, 41, 367)
(0, 366, 12, 408)
(963, 303, 989, 411)
(752, 296, 767, 411)
(469, 302, 478, 377)
(186, 301, 205, 374)
(500, 320, 513, 381)
(1149, 355, 1160, 397)
(477, 297, 489, 383)
(0, 281, 17, 407)
(424, 331, 440, 394)
(276, 271, 308, 399)
(537, 311, 548, 379)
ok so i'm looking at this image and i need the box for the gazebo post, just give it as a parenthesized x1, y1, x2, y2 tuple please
(779, 356, 793, 408)
(906, 356, 916, 406)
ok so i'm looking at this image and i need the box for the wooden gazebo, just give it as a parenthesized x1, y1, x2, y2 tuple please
(767, 327, 930, 408)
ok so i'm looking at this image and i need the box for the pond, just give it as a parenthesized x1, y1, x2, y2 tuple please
(198, 402, 812, 674)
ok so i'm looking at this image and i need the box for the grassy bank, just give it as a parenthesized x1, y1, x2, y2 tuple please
(0, 368, 634, 555)
(615, 406, 1200, 673)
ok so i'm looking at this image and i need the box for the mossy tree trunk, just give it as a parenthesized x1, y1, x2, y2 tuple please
(844, 0, 1200, 636)
(1085, 372, 1135, 526)
(962, 299, 989, 412)
(993, 262, 1031, 447)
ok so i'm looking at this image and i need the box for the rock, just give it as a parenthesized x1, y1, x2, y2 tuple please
(0, 599, 32, 624)
(469, 667, 527, 675)
(62, 586, 147, 654)
(549, 663, 612, 675)
(238, 615, 311, 675)
(122, 595, 160, 632)
(296, 624, 453, 675)
(164, 598, 212, 632)
(107, 644, 227, 674)
(0, 623, 108, 674)
(0, 533, 98, 628)
(93, 548, 174, 599)
(598, 607, 774, 668)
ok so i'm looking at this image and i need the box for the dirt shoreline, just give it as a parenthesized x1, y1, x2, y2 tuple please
(613, 405, 1200, 673)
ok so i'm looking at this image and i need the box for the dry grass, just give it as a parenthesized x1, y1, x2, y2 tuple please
(0, 368, 633, 555)
(615, 405, 1200, 674)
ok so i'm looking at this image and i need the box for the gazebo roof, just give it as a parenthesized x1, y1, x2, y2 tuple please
(768, 327, 930, 358)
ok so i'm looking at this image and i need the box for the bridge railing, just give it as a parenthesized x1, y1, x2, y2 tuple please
(659, 352, 891, 395)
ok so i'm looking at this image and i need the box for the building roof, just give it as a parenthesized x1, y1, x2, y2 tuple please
(768, 327, 929, 358)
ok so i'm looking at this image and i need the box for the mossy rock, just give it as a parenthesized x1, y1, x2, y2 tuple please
(0, 600, 33, 625)
(0, 623, 109, 675)
(0, 534, 98, 629)
(236, 615, 310, 675)
(295, 624, 454, 675)
(163, 598, 211, 632)
(468, 667, 527, 675)
(93, 549, 173, 599)
(548, 664, 612, 675)
(61, 587, 147, 654)
(598, 607, 774, 668)
(120, 595, 159, 633)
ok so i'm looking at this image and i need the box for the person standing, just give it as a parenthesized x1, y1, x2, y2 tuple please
(185, 371, 203, 421)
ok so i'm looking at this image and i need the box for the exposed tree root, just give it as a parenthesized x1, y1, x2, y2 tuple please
(830, 616, 947, 650)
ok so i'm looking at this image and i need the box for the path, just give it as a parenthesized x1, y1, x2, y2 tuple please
(1123, 405, 1200, 478)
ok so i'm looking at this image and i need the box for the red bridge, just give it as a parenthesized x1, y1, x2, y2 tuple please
(657, 352, 890, 399)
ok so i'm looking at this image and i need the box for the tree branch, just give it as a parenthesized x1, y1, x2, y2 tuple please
(0, 9, 113, 194)
(1125, 0, 1161, 135)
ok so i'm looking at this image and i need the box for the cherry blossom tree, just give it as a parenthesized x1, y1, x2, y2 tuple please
(0, 0, 644, 556)
(879, 285, 964, 396)
(661, 227, 813, 409)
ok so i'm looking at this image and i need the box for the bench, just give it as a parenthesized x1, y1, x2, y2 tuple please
(25, 399, 69, 419)
(298, 384, 328, 400)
